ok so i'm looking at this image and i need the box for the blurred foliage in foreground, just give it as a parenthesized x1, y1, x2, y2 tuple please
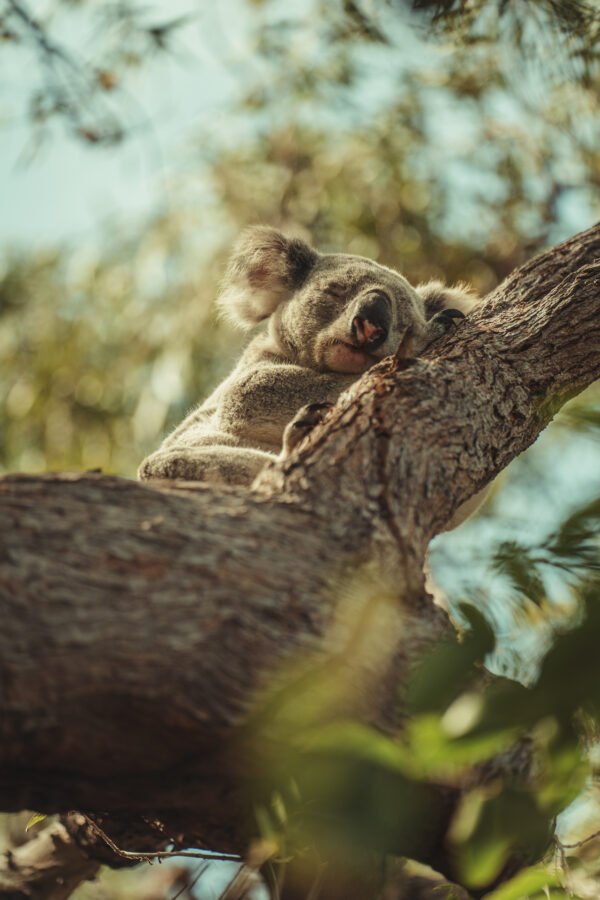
(247, 495, 600, 898)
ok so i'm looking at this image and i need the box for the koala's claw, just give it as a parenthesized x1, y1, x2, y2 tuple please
(282, 402, 333, 455)
(434, 307, 466, 328)
(417, 307, 467, 353)
(303, 401, 335, 416)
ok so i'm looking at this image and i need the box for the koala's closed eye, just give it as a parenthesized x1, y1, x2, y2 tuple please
(324, 283, 347, 298)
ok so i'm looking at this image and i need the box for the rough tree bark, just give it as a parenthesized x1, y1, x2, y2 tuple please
(0, 224, 599, 895)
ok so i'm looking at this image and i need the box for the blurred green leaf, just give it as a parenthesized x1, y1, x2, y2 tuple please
(492, 542, 546, 606)
(287, 732, 451, 859)
(550, 497, 600, 566)
(484, 863, 562, 899)
(405, 712, 518, 774)
(25, 813, 47, 832)
(407, 604, 495, 714)
(451, 787, 551, 889)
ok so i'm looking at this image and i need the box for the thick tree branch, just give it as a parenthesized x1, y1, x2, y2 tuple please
(0, 224, 598, 859)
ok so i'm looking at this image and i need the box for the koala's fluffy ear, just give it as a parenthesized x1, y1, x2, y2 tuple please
(218, 226, 319, 328)
(416, 281, 478, 319)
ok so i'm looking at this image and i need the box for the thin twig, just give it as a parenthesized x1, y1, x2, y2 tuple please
(170, 861, 210, 900)
(5, 0, 79, 70)
(305, 862, 327, 900)
(5, 0, 124, 143)
(559, 827, 600, 850)
(219, 839, 278, 900)
(82, 814, 241, 864)
(263, 861, 281, 900)
(219, 864, 252, 900)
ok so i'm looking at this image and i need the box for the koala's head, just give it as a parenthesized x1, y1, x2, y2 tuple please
(219, 226, 475, 374)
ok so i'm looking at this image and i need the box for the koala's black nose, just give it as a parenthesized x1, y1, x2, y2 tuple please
(352, 292, 390, 351)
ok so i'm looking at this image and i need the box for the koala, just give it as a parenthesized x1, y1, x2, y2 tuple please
(138, 227, 477, 488)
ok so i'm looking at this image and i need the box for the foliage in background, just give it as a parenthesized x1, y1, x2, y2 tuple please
(0, 217, 244, 474)
(0, 0, 192, 146)
(2, 0, 598, 150)
(410, 0, 600, 83)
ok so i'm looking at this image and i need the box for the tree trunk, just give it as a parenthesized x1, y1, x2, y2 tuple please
(0, 225, 599, 875)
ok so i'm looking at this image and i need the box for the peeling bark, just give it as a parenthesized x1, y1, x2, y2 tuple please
(0, 818, 99, 900)
(0, 225, 599, 873)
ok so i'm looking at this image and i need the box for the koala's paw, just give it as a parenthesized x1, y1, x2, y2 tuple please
(282, 402, 333, 455)
(419, 307, 466, 352)
(433, 307, 466, 328)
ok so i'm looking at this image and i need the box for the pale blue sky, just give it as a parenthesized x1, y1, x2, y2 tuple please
(0, 0, 252, 248)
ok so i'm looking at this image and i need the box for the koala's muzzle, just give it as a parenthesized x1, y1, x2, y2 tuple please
(352, 291, 390, 351)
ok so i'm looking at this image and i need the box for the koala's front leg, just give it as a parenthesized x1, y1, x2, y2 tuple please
(138, 444, 274, 486)
(217, 363, 354, 451)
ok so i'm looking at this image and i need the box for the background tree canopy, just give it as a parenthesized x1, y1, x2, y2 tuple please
(1, 1, 600, 897)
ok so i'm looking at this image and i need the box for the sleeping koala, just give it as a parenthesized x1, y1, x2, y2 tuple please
(138, 227, 476, 487)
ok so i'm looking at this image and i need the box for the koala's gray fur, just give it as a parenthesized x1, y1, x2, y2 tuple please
(138, 227, 477, 487)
